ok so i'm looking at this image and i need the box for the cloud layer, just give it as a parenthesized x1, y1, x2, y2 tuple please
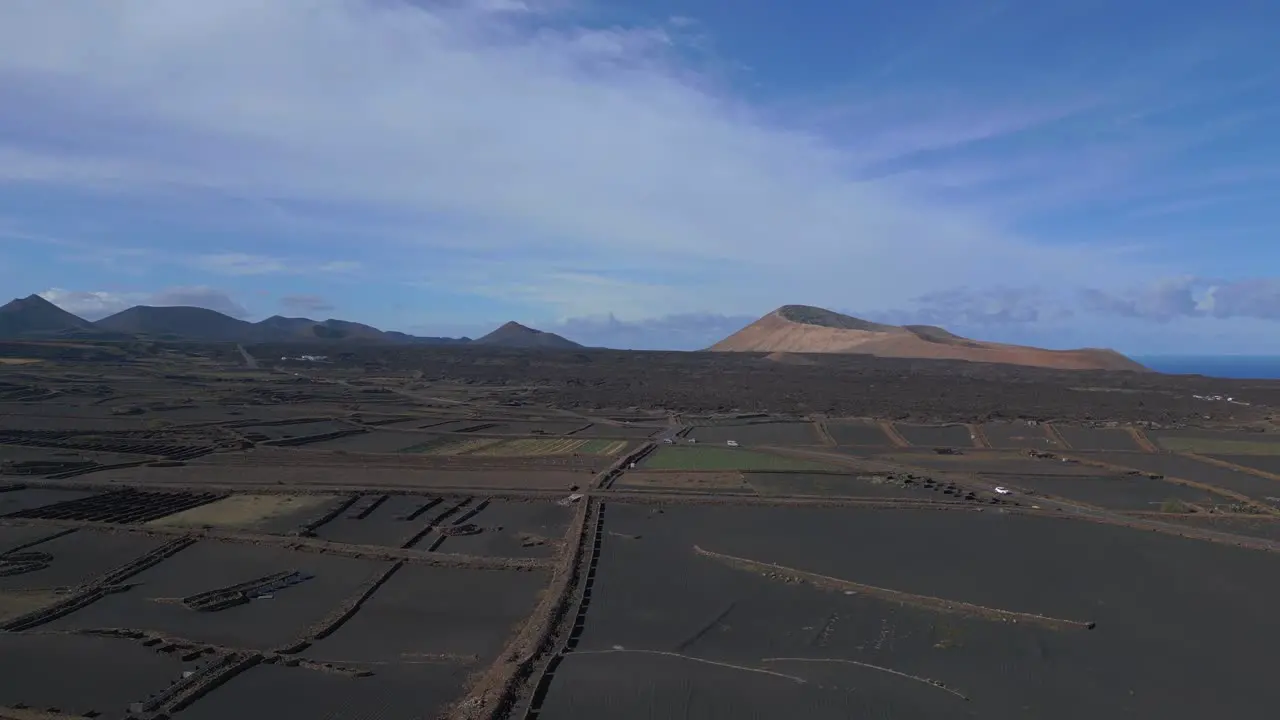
(0, 0, 1199, 321)
(39, 286, 247, 319)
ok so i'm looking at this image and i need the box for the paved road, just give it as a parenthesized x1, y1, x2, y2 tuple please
(235, 344, 258, 370)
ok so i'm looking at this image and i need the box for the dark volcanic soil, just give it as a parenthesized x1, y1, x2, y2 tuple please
(537, 503, 1280, 720)
(247, 344, 1280, 424)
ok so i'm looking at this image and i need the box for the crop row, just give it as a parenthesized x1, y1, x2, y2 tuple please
(0, 432, 211, 459)
(421, 498, 478, 551)
(0, 549, 52, 576)
(292, 494, 360, 536)
(1, 537, 196, 631)
(262, 427, 368, 447)
(136, 650, 265, 716)
(0, 459, 98, 476)
(0, 385, 58, 401)
(4, 489, 225, 524)
(183, 570, 315, 612)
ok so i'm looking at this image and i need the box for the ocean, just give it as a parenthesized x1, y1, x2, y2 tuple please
(1133, 356, 1280, 380)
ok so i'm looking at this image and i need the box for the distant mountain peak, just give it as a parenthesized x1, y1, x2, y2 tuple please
(711, 303, 1146, 372)
(0, 293, 97, 336)
(774, 305, 899, 332)
(474, 320, 581, 349)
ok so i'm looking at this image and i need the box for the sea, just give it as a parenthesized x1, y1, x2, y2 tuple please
(1133, 356, 1280, 380)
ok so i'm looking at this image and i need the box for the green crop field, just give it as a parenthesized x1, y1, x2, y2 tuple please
(1157, 437, 1280, 455)
(642, 446, 839, 471)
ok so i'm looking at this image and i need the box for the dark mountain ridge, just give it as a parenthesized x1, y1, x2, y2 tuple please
(0, 296, 558, 348)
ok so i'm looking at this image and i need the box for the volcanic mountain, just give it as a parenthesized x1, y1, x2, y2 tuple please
(472, 321, 582, 349)
(709, 305, 1147, 371)
(0, 294, 100, 337)
(95, 305, 257, 342)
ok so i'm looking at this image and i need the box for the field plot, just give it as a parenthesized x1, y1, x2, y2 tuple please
(1156, 436, 1280, 454)
(743, 472, 929, 498)
(465, 438, 629, 457)
(1208, 454, 1280, 475)
(894, 423, 975, 448)
(431, 499, 570, 557)
(613, 471, 756, 494)
(0, 529, 165, 591)
(689, 422, 821, 446)
(577, 423, 664, 438)
(425, 419, 586, 435)
(308, 564, 548, 663)
(1054, 426, 1142, 451)
(1093, 452, 1280, 506)
(420, 419, 504, 433)
(865, 450, 1100, 477)
(1144, 514, 1280, 542)
(46, 540, 390, 650)
(981, 422, 1058, 449)
(1150, 427, 1280, 447)
(399, 435, 502, 455)
(151, 493, 339, 532)
(0, 632, 198, 718)
(236, 420, 352, 441)
(988, 474, 1214, 510)
(0, 487, 98, 516)
(540, 503, 1280, 720)
(89, 464, 587, 491)
(315, 494, 444, 547)
(825, 420, 894, 446)
(0, 523, 70, 553)
(298, 429, 425, 453)
(640, 446, 839, 472)
(6, 488, 223, 524)
(174, 663, 470, 720)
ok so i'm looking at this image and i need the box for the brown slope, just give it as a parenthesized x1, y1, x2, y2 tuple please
(709, 305, 1146, 372)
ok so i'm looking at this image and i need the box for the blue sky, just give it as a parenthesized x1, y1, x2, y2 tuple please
(1, 0, 1278, 353)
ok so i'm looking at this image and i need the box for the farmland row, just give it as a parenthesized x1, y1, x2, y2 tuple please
(4, 489, 225, 524)
(692, 545, 1095, 631)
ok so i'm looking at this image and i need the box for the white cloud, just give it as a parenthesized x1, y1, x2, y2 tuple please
(190, 253, 362, 277)
(150, 286, 249, 317)
(38, 288, 145, 319)
(192, 253, 289, 276)
(41, 285, 248, 319)
(0, 0, 1202, 319)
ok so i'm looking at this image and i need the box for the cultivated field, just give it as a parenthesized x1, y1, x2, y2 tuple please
(1088, 452, 1280, 507)
(5, 340, 1280, 718)
(1053, 426, 1143, 452)
(893, 423, 975, 448)
(535, 503, 1280, 719)
(639, 446, 839, 472)
(688, 422, 821, 446)
(821, 419, 893, 447)
(981, 421, 1059, 449)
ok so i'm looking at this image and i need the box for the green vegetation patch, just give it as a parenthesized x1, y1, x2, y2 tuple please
(1157, 437, 1280, 455)
(643, 446, 839, 471)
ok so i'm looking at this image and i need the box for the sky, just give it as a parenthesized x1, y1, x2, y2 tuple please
(1, 0, 1278, 354)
